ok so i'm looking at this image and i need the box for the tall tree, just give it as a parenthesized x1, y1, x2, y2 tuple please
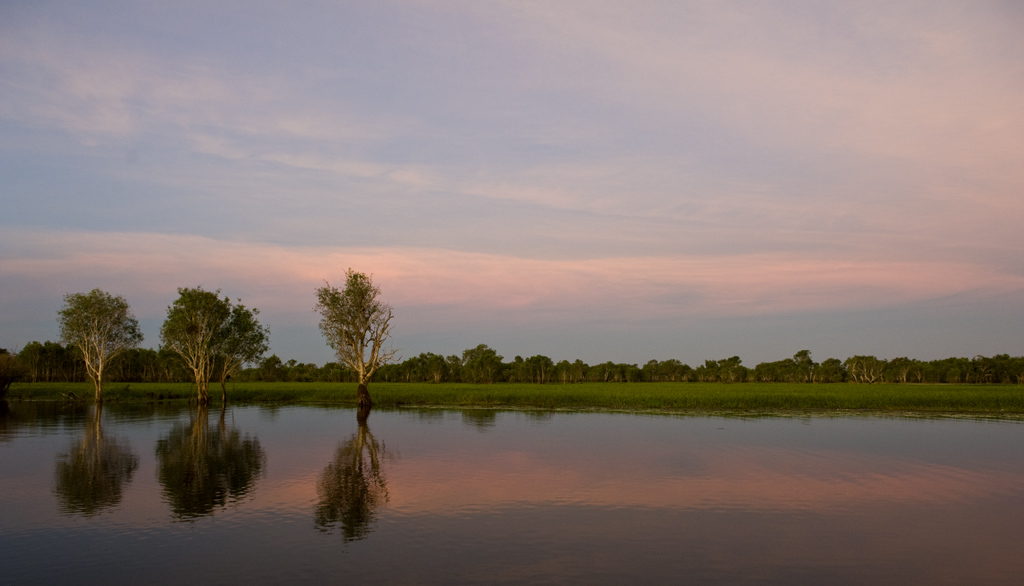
(526, 354, 554, 383)
(793, 350, 817, 383)
(57, 289, 143, 403)
(315, 270, 397, 407)
(462, 344, 503, 384)
(216, 303, 270, 402)
(844, 355, 886, 384)
(422, 352, 447, 383)
(160, 287, 231, 405)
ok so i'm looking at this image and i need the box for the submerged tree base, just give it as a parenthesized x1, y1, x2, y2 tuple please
(357, 384, 373, 408)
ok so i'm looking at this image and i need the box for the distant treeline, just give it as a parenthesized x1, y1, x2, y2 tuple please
(7, 342, 1024, 385)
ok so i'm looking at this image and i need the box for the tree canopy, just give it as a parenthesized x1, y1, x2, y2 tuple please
(159, 287, 267, 404)
(161, 287, 230, 404)
(216, 302, 270, 401)
(315, 269, 397, 407)
(0, 349, 29, 399)
(57, 289, 143, 403)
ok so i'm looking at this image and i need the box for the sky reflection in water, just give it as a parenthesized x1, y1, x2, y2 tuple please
(1, 402, 1023, 585)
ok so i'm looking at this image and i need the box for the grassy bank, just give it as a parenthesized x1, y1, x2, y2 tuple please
(6, 381, 1024, 414)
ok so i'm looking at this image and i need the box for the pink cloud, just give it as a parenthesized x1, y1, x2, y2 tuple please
(3, 230, 1022, 327)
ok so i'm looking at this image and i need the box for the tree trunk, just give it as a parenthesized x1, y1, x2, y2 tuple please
(197, 380, 210, 405)
(93, 374, 103, 404)
(357, 383, 373, 408)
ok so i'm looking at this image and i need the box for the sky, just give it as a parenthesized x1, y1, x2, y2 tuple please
(1, 0, 1022, 367)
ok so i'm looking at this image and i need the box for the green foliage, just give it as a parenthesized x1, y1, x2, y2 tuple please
(8, 381, 1024, 414)
(461, 344, 503, 384)
(57, 289, 143, 402)
(817, 358, 846, 383)
(161, 287, 232, 403)
(16, 341, 84, 383)
(314, 269, 396, 388)
(11, 329, 1024, 407)
(160, 287, 267, 403)
(0, 350, 30, 398)
(217, 302, 270, 391)
(845, 355, 887, 383)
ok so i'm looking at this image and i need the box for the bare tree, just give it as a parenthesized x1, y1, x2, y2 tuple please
(314, 270, 397, 407)
(58, 289, 143, 403)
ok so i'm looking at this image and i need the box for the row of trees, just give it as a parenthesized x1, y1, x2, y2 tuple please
(3, 270, 392, 404)
(9, 341, 1024, 390)
(5, 273, 1023, 405)
(40, 288, 268, 404)
(361, 347, 1024, 386)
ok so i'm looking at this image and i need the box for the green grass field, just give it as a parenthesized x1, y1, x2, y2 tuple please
(6, 381, 1024, 414)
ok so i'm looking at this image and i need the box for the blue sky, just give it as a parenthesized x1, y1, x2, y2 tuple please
(2, 1, 1022, 366)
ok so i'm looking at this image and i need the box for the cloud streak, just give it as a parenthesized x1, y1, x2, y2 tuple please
(2, 230, 1020, 327)
(2, 1, 1022, 359)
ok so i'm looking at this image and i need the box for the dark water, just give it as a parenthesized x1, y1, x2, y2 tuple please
(1, 401, 1023, 585)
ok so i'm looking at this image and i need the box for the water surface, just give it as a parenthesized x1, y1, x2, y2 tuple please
(1, 402, 1022, 585)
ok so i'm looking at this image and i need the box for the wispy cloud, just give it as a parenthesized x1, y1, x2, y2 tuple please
(2, 1, 1022, 358)
(3, 230, 1020, 327)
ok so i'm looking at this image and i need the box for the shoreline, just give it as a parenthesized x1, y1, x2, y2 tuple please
(6, 381, 1024, 416)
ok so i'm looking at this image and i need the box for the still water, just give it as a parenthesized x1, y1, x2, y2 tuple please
(1, 401, 1023, 585)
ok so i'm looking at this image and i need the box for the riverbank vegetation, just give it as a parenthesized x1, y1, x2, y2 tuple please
(5, 381, 1024, 414)
(7, 342, 1024, 388)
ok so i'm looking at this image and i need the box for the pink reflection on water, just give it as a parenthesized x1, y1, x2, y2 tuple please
(383, 445, 1022, 514)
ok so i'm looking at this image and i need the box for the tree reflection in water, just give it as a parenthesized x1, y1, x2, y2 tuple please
(54, 403, 140, 517)
(155, 405, 265, 520)
(315, 407, 393, 541)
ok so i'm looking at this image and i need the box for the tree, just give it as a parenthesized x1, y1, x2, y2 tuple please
(719, 356, 746, 383)
(216, 303, 270, 402)
(844, 355, 886, 384)
(422, 353, 447, 383)
(315, 270, 397, 407)
(888, 357, 917, 384)
(257, 354, 282, 381)
(792, 350, 817, 383)
(556, 359, 573, 383)
(57, 289, 143, 403)
(160, 287, 231, 405)
(695, 360, 720, 382)
(526, 354, 554, 383)
(0, 349, 29, 399)
(462, 344, 503, 384)
(16, 341, 81, 382)
(817, 358, 846, 383)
